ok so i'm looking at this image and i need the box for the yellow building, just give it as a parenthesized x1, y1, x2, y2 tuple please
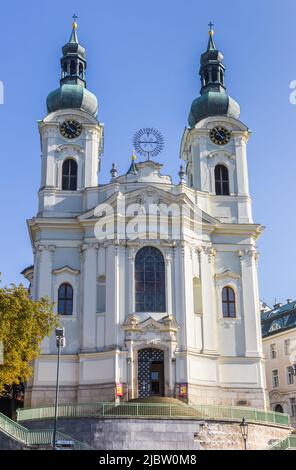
(261, 300, 296, 427)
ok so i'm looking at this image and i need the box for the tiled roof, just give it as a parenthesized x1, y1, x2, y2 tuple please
(261, 300, 296, 338)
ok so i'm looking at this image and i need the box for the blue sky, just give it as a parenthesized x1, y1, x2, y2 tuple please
(0, 0, 295, 306)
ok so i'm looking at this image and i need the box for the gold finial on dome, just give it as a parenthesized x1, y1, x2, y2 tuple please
(131, 150, 137, 161)
(72, 13, 78, 30)
(208, 21, 214, 37)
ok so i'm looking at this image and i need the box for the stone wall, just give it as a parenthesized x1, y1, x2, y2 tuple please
(24, 418, 201, 450)
(0, 430, 26, 450)
(187, 384, 270, 410)
(22, 417, 290, 450)
(197, 421, 290, 450)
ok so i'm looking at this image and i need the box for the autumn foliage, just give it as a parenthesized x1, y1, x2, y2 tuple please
(0, 284, 57, 395)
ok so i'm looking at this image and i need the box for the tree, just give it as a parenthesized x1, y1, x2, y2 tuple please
(0, 283, 57, 395)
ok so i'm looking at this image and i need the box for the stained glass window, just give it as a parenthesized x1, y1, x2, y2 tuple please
(135, 247, 166, 312)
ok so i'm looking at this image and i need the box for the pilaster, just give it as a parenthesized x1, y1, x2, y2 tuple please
(80, 242, 98, 351)
(238, 249, 262, 357)
(198, 246, 218, 354)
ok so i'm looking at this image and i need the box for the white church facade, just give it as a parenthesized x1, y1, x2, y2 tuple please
(23, 21, 268, 409)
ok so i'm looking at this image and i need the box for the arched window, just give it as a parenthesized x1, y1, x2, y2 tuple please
(70, 59, 76, 75)
(62, 159, 78, 190)
(79, 62, 84, 78)
(135, 247, 166, 312)
(274, 404, 284, 413)
(212, 68, 218, 82)
(215, 165, 230, 195)
(97, 276, 106, 313)
(62, 61, 68, 77)
(58, 283, 73, 315)
(222, 286, 236, 318)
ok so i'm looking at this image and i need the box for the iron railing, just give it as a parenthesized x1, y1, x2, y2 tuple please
(0, 412, 93, 450)
(269, 434, 296, 450)
(16, 402, 290, 427)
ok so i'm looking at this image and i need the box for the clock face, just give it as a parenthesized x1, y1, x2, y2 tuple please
(60, 120, 82, 139)
(210, 126, 231, 146)
(133, 127, 164, 159)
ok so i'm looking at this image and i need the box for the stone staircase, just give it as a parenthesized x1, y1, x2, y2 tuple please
(0, 411, 93, 450)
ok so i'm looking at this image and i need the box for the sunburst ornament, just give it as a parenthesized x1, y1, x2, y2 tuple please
(133, 128, 164, 160)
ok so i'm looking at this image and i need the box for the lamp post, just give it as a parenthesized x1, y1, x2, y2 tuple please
(52, 327, 66, 450)
(239, 417, 248, 450)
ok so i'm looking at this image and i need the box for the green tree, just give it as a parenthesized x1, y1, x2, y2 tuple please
(0, 283, 57, 395)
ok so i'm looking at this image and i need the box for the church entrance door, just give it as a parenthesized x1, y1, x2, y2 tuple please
(138, 348, 164, 398)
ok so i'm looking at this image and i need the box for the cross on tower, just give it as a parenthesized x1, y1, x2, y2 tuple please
(208, 21, 214, 31)
(72, 14, 78, 22)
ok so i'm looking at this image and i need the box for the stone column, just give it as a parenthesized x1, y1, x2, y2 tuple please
(178, 243, 195, 350)
(168, 343, 175, 397)
(127, 342, 135, 400)
(234, 135, 250, 196)
(37, 244, 55, 353)
(165, 249, 173, 316)
(198, 246, 218, 354)
(234, 134, 253, 223)
(105, 243, 120, 347)
(128, 247, 136, 315)
(198, 135, 210, 193)
(238, 249, 262, 357)
(81, 243, 98, 351)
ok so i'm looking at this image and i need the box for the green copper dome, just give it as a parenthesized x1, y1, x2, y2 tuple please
(47, 84, 98, 116)
(188, 91, 240, 128)
(188, 25, 240, 127)
(46, 20, 98, 117)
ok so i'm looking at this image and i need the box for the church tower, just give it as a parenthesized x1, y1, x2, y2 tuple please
(38, 18, 103, 217)
(181, 24, 251, 224)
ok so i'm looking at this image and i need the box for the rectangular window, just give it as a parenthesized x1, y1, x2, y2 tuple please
(270, 344, 277, 359)
(284, 339, 290, 356)
(290, 398, 296, 417)
(272, 370, 279, 388)
(287, 367, 294, 385)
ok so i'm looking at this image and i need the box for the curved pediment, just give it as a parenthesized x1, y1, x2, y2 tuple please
(52, 265, 80, 275)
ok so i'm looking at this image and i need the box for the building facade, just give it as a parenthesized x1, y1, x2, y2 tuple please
(23, 21, 268, 409)
(261, 300, 296, 426)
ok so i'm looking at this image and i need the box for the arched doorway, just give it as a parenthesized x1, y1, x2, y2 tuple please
(274, 404, 284, 413)
(138, 349, 164, 398)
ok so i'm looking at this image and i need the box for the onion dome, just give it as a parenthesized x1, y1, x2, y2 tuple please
(46, 18, 98, 117)
(188, 24, 240, 127)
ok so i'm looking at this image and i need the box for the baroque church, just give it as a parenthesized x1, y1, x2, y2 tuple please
(23, 20, 268, 409)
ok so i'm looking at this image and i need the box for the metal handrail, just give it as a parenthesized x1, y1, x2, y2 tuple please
(269, 434, 296, 450)
(16, 402, 290, 427)
(0, 412, 93, 450)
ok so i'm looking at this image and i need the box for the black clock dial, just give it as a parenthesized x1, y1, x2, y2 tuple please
(210, 126, 231, 146)
(60, 120, 82, 139)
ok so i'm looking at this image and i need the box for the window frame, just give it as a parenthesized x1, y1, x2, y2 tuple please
(62, 158, 78, 191)
(135, 247, 166, 313)
(215, 164, 230, 196)
(58, 282, 74, 316)
(287, 366, 294, 385)
(284, 339, 290, 356)
(290, 398, 296, 417)
(270, 343, 277, 359)
(272, 369, 279, 388)
(222, 286, 236, 318)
